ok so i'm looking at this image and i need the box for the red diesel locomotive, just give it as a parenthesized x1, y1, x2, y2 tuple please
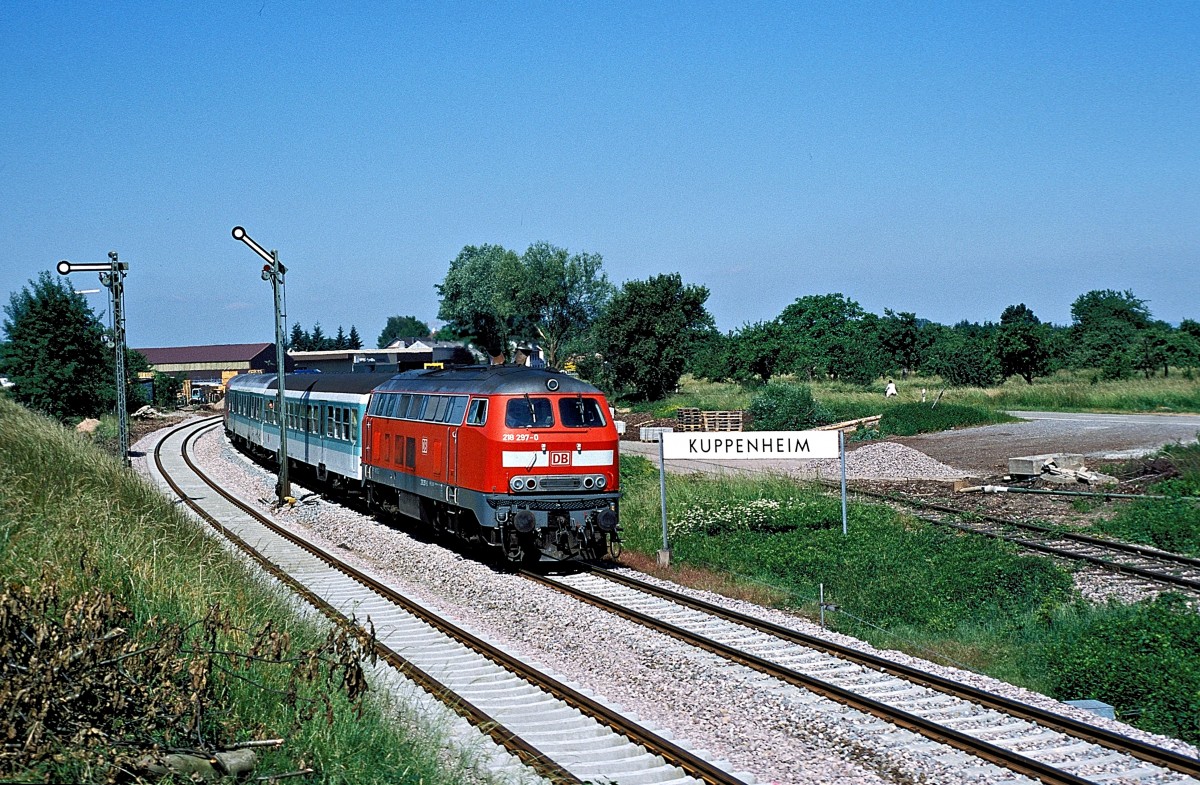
(361, 365, 621, 563)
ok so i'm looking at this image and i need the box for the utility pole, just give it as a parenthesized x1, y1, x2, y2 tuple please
(58, 253, 130, 466)
(231, 226, 291, 503)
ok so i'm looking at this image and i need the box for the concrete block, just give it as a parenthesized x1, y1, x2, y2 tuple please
(639, 426, 673, 442)
(1065, 699, 1115, 720)
(1008, 453, 1085, 478)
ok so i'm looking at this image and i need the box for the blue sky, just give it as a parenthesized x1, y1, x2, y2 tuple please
(1, 2, 1196, 348)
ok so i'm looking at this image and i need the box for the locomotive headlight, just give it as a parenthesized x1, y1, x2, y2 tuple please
(583, 477, 595, 489)
(510, 477, 524, 492)
(596, 475, 607, 489)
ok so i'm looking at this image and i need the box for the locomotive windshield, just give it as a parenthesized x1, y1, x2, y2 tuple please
(505, 396, 554, 428)
(559, 396, 607, 428)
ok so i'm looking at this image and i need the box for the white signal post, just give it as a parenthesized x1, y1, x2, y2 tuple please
(57, 253, 130, 467)
(231, 226, 291, 504)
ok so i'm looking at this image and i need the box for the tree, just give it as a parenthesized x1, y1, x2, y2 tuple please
(347, 325, 364, 350)
(436, 245, 523, 359)
(879, 310, 933, 377)
(685, 326, 732, 382)
(1069, 289, 1151, 369)
(289, 322, 308, 351)
(377, 315, 432, 348)
(591, 273, 714, 400)
(309, 323, 327, 350)
(1, 272, 113, 420)
(926, 322, 1002, 387)
(728, 320, 786, 383)
(776, 293, 883, 383)
(152, 371, 183, 409)
(516, 242, 614, 368)
(997, 304, 1050, 384)
(333, 325, 348, 350)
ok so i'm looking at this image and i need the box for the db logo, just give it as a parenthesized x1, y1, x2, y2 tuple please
(550, 452, 571, 466)
(421, 438, 428, 454)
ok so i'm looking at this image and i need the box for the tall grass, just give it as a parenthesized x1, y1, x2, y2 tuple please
(0, 398, 498, 784)
(625, 371, 1200, 419)
(618, 454, 1200, 743)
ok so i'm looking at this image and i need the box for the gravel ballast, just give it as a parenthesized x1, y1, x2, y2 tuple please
(145, 424, 1200, 785)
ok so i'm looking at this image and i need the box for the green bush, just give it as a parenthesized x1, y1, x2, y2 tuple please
(879, 402, 1014, 436)
(1037, 595, 1200, 742)
(748, 383, 830, 430)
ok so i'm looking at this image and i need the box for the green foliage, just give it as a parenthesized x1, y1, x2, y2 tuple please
(377, 315, 433, 347)
(878, 402, 1015, 436)
(926, 322, 1002, 387)
(1070, 289, 1151, 369)
(727, 320, 786, 383)
(776, 293, 885, 383)
(152, 371, 183, 409)
(1091, 441, 1200, 555)
(592, 273, 714, 400)
(747, 383, 829, 430)
(1, 272, 113, 420)
(997, 304, 1050, 384)
(517, 241, 614, 368)
(878, 309, 935, 376)
(1036, 595, 1200, 742)
(436, 244, 523, 358)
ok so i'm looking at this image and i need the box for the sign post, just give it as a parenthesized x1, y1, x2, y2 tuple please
(655, 429, 848, 556)
(58, 253, 130, 466)
(231, 226, 290, 504)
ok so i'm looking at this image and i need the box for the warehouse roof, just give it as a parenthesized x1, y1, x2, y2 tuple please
(136, 343, 275, 365)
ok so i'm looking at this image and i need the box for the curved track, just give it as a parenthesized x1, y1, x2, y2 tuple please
(152, 418, 751, 785)
(528, 565, 1200, 785)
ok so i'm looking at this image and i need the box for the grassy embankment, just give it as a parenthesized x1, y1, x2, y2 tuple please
(0, 397, 496, 784)
(617, 450, 1200, 745)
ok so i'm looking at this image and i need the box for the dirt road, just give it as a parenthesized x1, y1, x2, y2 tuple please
(896, 410, 1200, 476)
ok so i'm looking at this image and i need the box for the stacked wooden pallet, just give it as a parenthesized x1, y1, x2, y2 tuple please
(675, 408, 705, 432)
(701, 410, 744, 432)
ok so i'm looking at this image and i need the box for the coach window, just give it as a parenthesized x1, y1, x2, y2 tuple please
(350, 409, 358, 443)
(466, 398, 488, 426)
(505, 396, 554, 428)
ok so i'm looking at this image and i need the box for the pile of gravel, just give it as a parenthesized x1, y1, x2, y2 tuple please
(809, 441, 973, 481)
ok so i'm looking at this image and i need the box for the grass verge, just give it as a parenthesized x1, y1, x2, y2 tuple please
(0, 397, 496, 784)
(618, 454, 1200, 744)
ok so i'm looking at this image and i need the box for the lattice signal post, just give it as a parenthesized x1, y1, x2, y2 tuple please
(231, 226, 291, 504)
(57, 253, 130, 466)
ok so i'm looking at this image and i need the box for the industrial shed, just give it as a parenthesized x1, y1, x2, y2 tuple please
(135, 343, 293, 400)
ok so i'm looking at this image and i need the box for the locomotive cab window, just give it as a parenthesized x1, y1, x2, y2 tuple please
(505, 396, 554, 428)
(559, 396, 607, 428)
(466, 398, 488, 426)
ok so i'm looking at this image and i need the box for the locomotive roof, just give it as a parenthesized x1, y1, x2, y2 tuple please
(226, 372, 392, 395)
(373, 364, 602, 396)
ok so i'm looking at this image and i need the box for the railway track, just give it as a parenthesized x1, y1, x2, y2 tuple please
(530, 565, 1200, 785)
(151, 418, 752, 785)
(828, 481, 1200, 597)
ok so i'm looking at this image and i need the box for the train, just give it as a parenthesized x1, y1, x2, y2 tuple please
(223, 365, 621, 563)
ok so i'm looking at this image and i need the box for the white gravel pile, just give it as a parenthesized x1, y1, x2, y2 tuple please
(143, 426, 1198, 785)
(810, 441, 973, 481)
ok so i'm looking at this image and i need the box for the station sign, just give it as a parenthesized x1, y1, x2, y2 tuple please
(660, 430, 840, 460)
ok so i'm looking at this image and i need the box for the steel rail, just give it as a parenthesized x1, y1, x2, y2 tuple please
(526, 569, 1098, 785)
(829, 481, 1200, 593)
(565, 565, 1200, 781)
(153, 418, 584, 785)
(160, 419, 748, 785)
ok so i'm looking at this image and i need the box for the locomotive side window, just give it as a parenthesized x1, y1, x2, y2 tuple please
(447, 396, 468, 424)
(428, 395, 449, 423)
(558, 396, 607, 428)
(505, 396, 554, 428)
(466, 398, 487, 426)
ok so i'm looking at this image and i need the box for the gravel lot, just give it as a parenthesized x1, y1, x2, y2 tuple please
(135, 422, 1200, 785)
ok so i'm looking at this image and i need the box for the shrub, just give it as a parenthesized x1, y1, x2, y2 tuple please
(748, 383, 830, 430)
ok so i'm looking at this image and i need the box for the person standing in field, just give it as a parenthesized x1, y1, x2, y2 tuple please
(885, 380, 897, 398)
